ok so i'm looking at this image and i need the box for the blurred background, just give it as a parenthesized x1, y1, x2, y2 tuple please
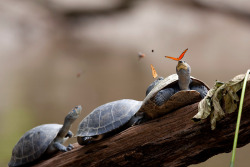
(0, 0, 250, 166)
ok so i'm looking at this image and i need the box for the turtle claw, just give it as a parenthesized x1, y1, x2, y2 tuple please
(54, 142, 70, 152)
(61, 148, 68, 152)
(66, 144, 74, 151)
(65, 131, 73, 138)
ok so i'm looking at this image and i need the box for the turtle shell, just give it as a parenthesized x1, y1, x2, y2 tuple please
(138, 74, 209, 119)
(8, 124, 62, 167)
(76, 99, 142, 137)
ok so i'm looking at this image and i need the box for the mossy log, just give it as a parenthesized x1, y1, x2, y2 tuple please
(33, 82, 250, 167)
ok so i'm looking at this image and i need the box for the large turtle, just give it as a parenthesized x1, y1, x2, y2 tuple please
(137, 59, 209, 119)
(8, 105, 82, 167)
(76, 99, 142, 145)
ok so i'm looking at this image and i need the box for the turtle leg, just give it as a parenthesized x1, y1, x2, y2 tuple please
(190, 85, 208, 98)
(66, 144, 74, 150)
(53, 142, 73, 152)
(128, 113, 147, 125)
(65, 131, 73, 138)
(155, 88, 176, 106)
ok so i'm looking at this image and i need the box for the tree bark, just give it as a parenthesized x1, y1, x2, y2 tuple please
(33, 82, 250, 167)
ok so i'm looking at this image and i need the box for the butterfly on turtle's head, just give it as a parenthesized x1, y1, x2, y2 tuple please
(165, 48, 188, 61)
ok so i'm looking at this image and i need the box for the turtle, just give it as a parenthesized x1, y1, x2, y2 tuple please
(136, 60, 209, 119)
(76, 99, 143, 145)
(8, 105, 82, 167)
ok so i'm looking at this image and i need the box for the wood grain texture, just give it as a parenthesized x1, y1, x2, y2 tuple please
(33, 82, 250, 167)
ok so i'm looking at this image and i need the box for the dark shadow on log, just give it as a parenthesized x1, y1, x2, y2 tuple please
(33, 82, 250, 167)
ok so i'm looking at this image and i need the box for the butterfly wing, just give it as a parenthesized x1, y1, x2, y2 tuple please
(150, 64, 158, 78)
(165, 56, 179, 61)
(178, 48, 188, 60)
(165, 48, 188, 61)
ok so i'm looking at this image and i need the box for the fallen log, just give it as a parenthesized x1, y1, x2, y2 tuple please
(33, 82, 250, 167)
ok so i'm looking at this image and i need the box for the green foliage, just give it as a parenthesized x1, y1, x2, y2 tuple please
(192, 74, 248, 130)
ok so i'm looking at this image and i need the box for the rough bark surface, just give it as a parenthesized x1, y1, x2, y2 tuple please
(33, 82, 250, 167)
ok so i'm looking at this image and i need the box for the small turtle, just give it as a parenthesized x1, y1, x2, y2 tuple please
(8, 105, 82, 167)
(137, 49, 209, 119)
(76, 99, 142, 145)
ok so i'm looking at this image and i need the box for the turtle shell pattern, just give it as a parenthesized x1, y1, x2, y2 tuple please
(139, 74, 209, 119)
(76, 99, 142, 137)
(9, 124, 62, 167)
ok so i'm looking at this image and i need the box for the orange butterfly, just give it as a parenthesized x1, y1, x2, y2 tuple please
(150, 64, 158, 78)
(165, 48, 188, 61)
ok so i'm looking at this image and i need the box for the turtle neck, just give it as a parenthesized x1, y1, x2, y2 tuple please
(176, 61, 191, 90)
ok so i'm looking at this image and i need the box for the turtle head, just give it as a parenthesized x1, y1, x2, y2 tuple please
(176, 60, 190, 72)
(55, 105, 82, 140)
(66, 105, 82, 122)
(176, 60, 191, 90)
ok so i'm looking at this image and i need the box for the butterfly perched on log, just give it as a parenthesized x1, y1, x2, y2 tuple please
(165, 48, 188, 61)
